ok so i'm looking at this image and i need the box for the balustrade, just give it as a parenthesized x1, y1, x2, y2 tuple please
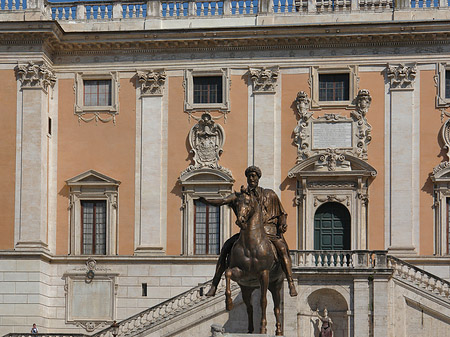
(1, 0, 446, 19)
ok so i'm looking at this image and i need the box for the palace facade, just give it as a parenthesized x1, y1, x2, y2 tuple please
(1, 0, 450, 336)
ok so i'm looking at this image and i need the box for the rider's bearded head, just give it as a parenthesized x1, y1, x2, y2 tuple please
(245, 166, 261, 189)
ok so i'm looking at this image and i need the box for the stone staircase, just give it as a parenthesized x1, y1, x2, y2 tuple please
(388, 255, 450, 303)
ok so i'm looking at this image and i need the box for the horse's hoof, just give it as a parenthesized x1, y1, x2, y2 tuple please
(260, 328, 267, 334)
(276, 328, 283, 336)
(205, 285, 217, 297)
(225, 300, 233, 311)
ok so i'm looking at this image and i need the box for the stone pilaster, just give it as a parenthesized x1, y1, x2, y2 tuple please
(15, 61, 56, 251)
(373, 276, 389, 337)
(353, 278, 370, 337)
(135, 70, 167, 255)
(248, 67, 280, 192)
(386, 64, 419, 255)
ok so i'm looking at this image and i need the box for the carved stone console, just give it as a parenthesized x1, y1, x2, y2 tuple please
(289, 90, 376, 250)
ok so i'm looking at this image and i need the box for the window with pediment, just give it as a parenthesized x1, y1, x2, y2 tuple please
(66, 170, 120, 255)
(179, 112, 234, 255)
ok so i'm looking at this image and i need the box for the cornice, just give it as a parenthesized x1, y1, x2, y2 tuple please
(0, 20, 450, 58)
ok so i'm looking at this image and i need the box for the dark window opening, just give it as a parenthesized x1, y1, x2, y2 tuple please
(193, 76, 223, 104)
(319, 73, 350, 102)
(48, 117, 52, 136)
(142, 283, 148, 297)
(81, 200, 107, 255)
(84, 80, 112, 106)
(194, 200, 220, 255)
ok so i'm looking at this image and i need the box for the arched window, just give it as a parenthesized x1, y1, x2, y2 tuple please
(314, 202, 351, 250)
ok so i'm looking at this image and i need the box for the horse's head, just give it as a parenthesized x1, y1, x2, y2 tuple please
(233, 185, 258, 230)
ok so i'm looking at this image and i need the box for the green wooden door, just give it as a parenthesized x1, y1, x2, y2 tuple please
(314, 202, 350, 250)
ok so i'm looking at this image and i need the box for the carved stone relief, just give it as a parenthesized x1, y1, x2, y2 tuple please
(386, 63, 417, 89)
(249, 66, 279, 93)
(314, 195, 350, 207)
(137, 70, 166, 96)
(293, 90, 373, 164)
(16, 61, 56, 91)
(180, 112, 232, 179)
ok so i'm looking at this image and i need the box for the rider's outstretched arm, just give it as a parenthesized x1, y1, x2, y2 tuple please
(198, 193, 236, 207)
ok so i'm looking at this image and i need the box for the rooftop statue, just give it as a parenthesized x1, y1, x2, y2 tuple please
(199, 166, 297, 335)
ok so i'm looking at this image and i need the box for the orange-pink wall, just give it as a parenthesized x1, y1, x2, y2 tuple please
(0, 70, 16, 249)
(56, 77, 136, 255)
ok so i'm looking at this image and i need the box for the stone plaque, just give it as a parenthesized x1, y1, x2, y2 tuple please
(312, 122, 352, 149)
(67, 277, 114, 321)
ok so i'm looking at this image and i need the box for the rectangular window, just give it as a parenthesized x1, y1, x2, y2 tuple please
(81, 200, 107, 255)
(84, 80, 112, 106)
(194, 200, 220, 255)
(446, 70, 450, 99)
(193, 76, 223, 104)
(319, 73, 350, 102)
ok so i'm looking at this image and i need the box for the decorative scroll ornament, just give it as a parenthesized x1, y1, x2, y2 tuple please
(76, 321, 109, 332)
(249, 66, 279, 93)
(315, 148, 351, 171)
(432, 119, 450, 176)
(16, 61, 56, 91)
(386, 63, 417, 89)
(180, 112, 232, 178)
(293, 91, 313, 159)
(314, 195, 350, 207)
(296, 91, 313, 122)
(137, 70, 166, 96)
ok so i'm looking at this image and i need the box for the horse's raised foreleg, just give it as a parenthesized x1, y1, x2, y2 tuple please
(269, 281, 283, 336)
(241, 286, 255, 333)
(224, 268, 233, 311)
(259, 269, 270, 334)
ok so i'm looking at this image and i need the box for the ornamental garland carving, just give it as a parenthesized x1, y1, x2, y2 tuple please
(386, 63, 417, 89)
(180, 112, 232, 178)
(137, 70, 166, 96)
(314, 195, 350, 207)
(293, 90, 373, 164)
(16, 61, 56, 91)
(249, 66, 279, 93)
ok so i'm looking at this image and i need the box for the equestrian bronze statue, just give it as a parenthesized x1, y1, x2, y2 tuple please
(199, 166, 297, 335)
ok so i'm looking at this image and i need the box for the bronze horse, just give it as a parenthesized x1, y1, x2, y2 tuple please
(225, 188, 284, 335)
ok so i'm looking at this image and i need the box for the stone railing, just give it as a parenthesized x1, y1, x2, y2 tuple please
(388, 255, 450, 301)
(290, 250, 388, 269)
(1, 0, 449, 21)
(92, 278, 238, 337)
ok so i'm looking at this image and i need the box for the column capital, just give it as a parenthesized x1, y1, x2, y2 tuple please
(386, 63, 417, 90)
(16, 61, 56, 92)
(137, 69, 166, 97)
(249, 66, 279, 93)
